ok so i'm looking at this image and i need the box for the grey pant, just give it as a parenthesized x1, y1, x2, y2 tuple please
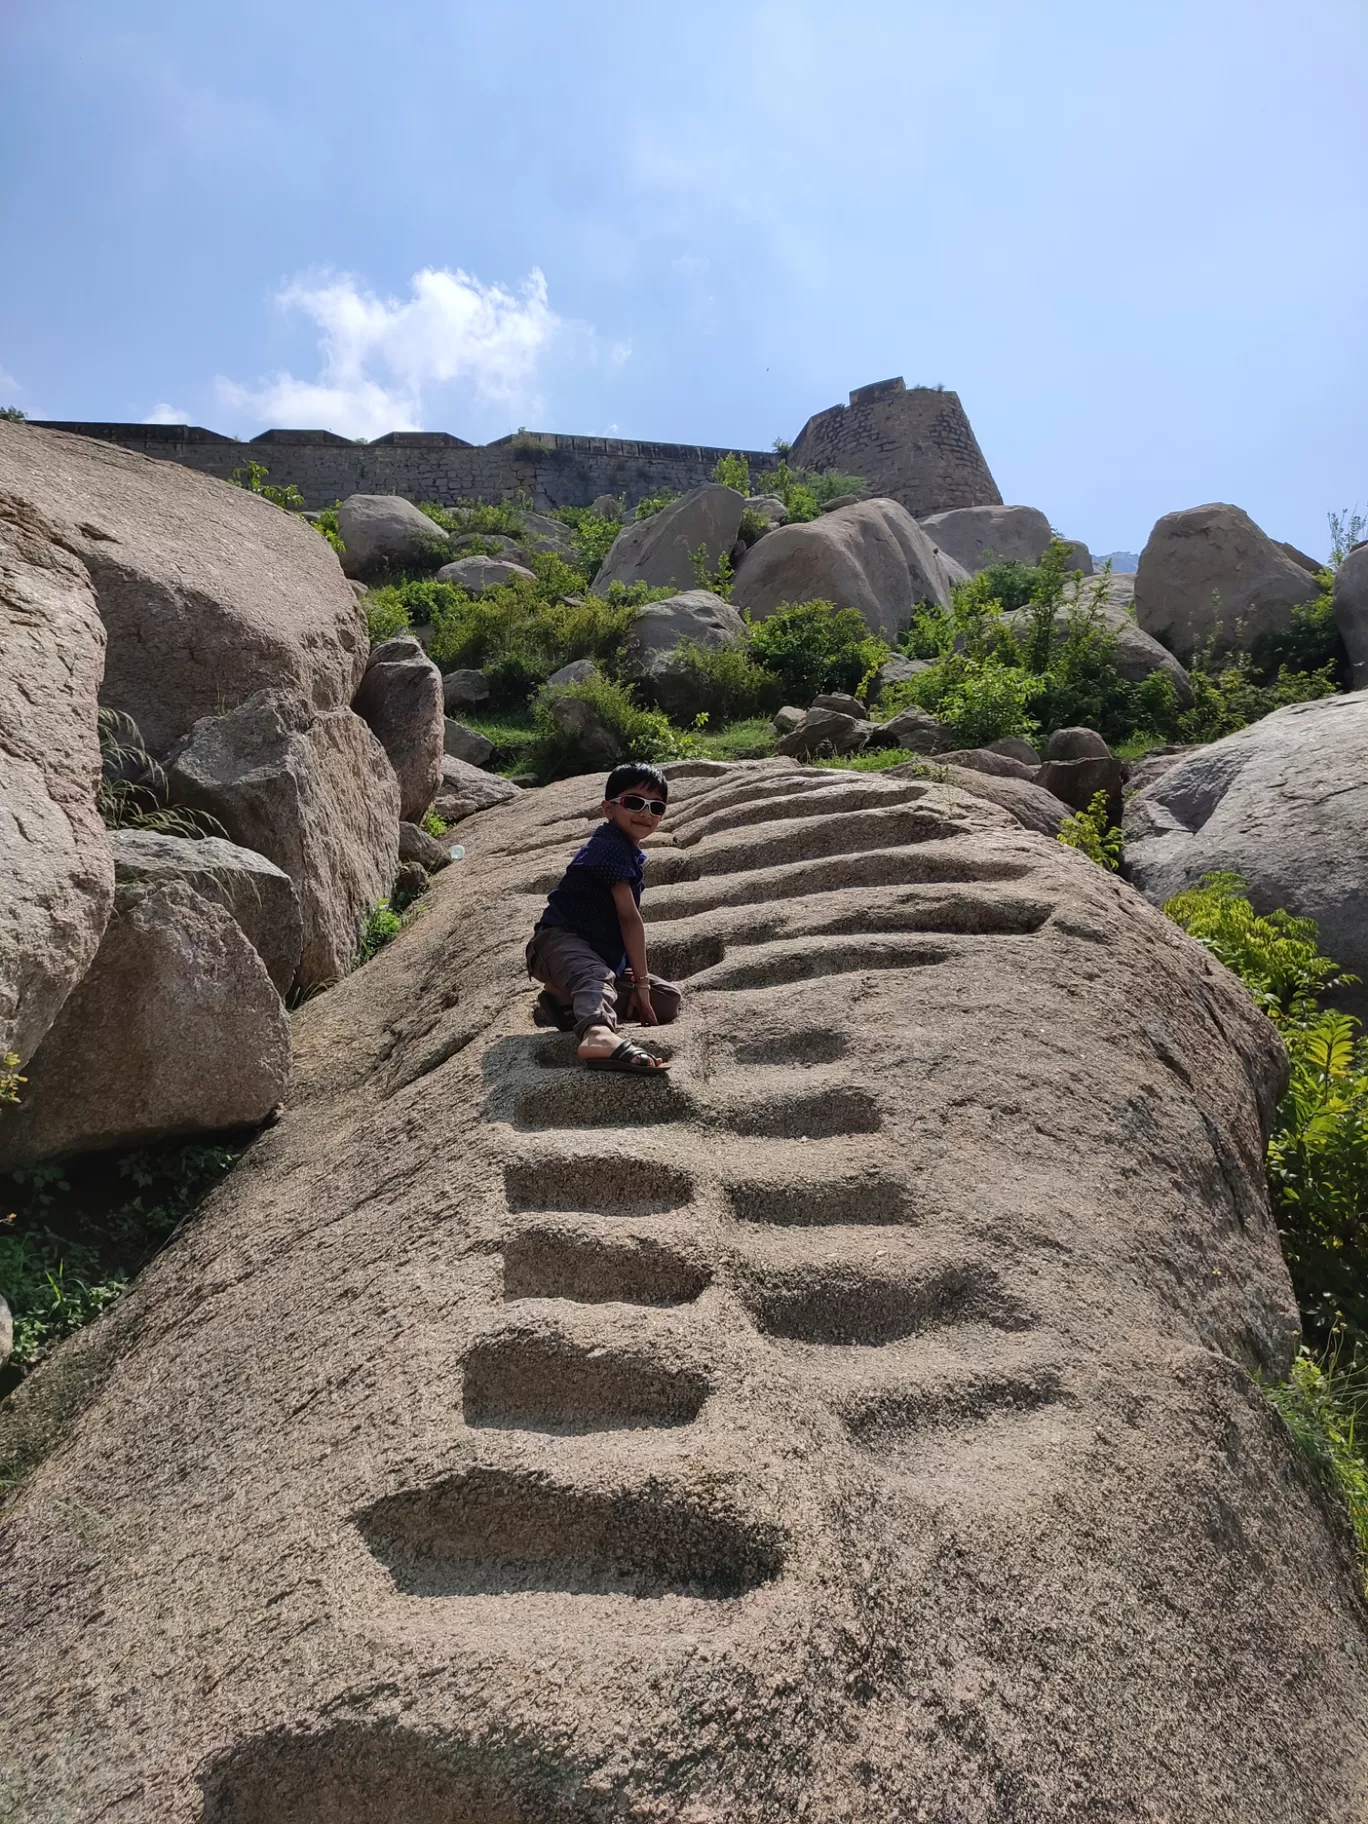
(526, 924, 682, 1039)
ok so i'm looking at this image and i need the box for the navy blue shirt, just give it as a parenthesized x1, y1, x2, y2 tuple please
(538, 820, 647, 969)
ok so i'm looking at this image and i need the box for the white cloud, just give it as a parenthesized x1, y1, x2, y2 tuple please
(217, 266, 564, 440)
(143, 403, 191, 424)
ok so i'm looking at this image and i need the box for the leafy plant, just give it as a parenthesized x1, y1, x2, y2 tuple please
(1058, 790, 1123, 870)
(363, 589, 411, 645)
(746, 599, 887, 703)
(1266, 1348, 1368, 1584)
(711, 451, 751, 493)
(638, 639, 783, 726)
(634, 488, 678, 521)
(419, 497, 529, 541)
(522, 676, 701, 784)
(420, 809, 449, 837)
(749, 459, 866, 524)
(550, 504, 622, 580)
(0, 1141, 239, 1388)
(228, 462, 344, 555)
(690, 543, 734, 599)
(355, 899, 402, 965)
(1163, 873, 1368, 1349)
(0, 405, 25, 423)
(1329, 507, 1366, 566)
(1175, 649, 1336, 744)
(1, 1052, 25, 1105)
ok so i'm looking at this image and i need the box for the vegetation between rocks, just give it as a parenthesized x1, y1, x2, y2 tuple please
(0, 1142, 240, 1394)
(1162, 873, 1368, 1579)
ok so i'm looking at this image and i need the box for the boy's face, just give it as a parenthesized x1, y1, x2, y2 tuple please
(602, 787, 666, 842)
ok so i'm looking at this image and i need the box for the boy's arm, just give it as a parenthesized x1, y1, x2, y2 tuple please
(610, 880, 657, 1025)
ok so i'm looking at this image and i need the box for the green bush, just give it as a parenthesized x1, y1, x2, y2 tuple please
(1266, 1350, 1368, 1581)
(637, 639, 784, 726)
(550, 504, 622, 580)
(0, 1142, 239, 1389)
(1058, 790, 1123, 870)
(419, 497, 528, 540)
(634, 488, 678, 521)
(1248, 576, 1346, 686)
(711, 452, 751, 493)
(354, 899, 402, 964)
(897, 651, 1041, 747)
(363, 589, 412, 644)
(898, 541, 1338, 754)
(748, 459, 867, 524)
(522, 676, 701, 783)
(746, 599, 887, 702)
(1163, 873, 1368, 1348)
(0, 404, 25, 423)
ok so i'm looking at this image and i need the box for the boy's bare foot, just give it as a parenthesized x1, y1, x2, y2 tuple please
(578, 1023, 669, 1070)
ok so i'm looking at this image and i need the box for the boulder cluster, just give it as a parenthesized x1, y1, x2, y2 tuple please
(0, 423, 507, 1174)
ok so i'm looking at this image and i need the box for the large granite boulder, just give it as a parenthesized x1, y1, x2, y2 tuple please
(1134, 503, 1322, 664)
(168, 693, 400, 990)
(0, 876, 289, 1170)
(337, 496, 450, 581)
(774, 706, 870, 758)
(5, 762, 1363, 1818)
(106, 830, 302, 996)
(884, 757, 1072, 835)
(518, 512, 577, 562)
(1125, 692, 1368, 1020)
(1332, 543, 1368, 688)
(1001, 573, 1193, 704)
(620, 589, 747, 718)
(443, 719, 495, 768)
(919, 504, 1054, 572)
(435, 556, 536, 595)
(0, 421, 367, 756)
(353, 642, 444, 822)
(441, 668, 491, 713)
(592, 485, 745, 595)
(0, 490, 114, 1066)
(434, 754, 521, 818)
(731, 498, 968, 642)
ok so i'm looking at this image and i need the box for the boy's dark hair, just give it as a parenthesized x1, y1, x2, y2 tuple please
(604, 762, 669, 803)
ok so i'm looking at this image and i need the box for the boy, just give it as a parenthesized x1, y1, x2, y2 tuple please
(526, 762, 681, 1072)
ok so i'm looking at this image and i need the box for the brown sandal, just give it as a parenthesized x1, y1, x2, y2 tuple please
(583, 1038, 670, 1073)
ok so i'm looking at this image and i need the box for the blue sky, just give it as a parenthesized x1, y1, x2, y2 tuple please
(2, 0, 1364, 555)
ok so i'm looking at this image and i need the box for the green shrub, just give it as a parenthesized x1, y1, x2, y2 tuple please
(355, 899, 402, 965)
(690, 543, 734, 599)
(638, 639, 784, 726)
(711, 452, 750, 493)
(419, 497, 528, 540)
(812, 747, 919, 773)
(550, 504, 622, 581)
(1176, 650, 1336, 744)
(425, 570, 647, 704)
(0, 1142, 239, 1389)
(748, 459, 866, 524)
(522, 677, 701, 783)
(95, 709, 225, 839)
(1248, 576, 1345, 686)
(899, 651, 1041, 747)
(0, 404, 25, 423)
(634, 488, 678, 521)
(1329, 507, 1366, 565)
(1058, 790, 1123, 870)
(1163, 873, 1368, 1348)
(420, 809, 448, 838)
(746, 599, 887, 702)
(1266, 1350, 1368, 1585)
(1, 1051, 24, 1105)
(363, 589, 412, 644)
(228, 462, 344, 555)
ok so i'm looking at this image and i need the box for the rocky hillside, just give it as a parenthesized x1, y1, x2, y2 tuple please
(3, 413, 1368, 1818)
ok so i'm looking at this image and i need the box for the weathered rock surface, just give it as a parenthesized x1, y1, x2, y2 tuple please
(810, 691, 868, 720)
(1045, 726, 1112, 761)
(1037, 754, 1125, 822)
(546, 694, 620, 766)
(866, 706, 950, 752)
(732, 498, 968, 642)
(0, 490, 114, 1065)
(876, 654, 928, 688)
(435, 555, 536, 594)
(436, 754, 521, 814)
(774, 706, 869, 757)
(443, 718, 495, 768)
(353, 644, 444, 822)
(0, 877, 289, 1170)
(0, 421, 367, 757)
(1125, 691, 1368, 1021)
(337, 495, 449, 580)
(936, 746, 1038, 780)
(3, 761, 1363, 1818)
(1134, 503, 1322, 664)
(919, 503, 1054, 572)
(398, 821, 452, 872)
(885, 757, 1072, 835)
(168, 693, 400, 990)
(0, 1294, 10, 1370)
(590, 493, 622, 520)
(620, 589, 747, 718)
(744, 493, 788, 529)
(441, 668, 491, 713)
(547, 658, 599, 687)
(1333, 543, 1368, 689)
(987, 735, 1042, 764)
(592, 485, 745, 595)
(106, 831, 302, 996)
(518, 511, 577, 562)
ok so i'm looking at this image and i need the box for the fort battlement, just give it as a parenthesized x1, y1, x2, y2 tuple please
(34, 378, 1001, 517)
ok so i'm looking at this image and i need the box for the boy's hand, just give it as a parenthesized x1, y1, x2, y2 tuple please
(630, 983, 658, 1024)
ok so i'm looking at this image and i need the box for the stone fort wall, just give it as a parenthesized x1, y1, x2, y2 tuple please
(789, 378, 1001, 518)
(35, 378, 1000, 517)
